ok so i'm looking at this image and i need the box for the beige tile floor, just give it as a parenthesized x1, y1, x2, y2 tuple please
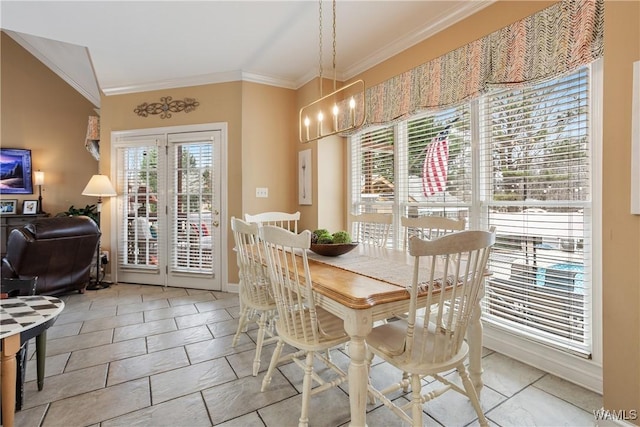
(13, 283, 603, 427)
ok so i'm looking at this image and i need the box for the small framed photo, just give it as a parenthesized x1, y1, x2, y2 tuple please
(1, 199, 18, 214)
(22, 200, 38, 215)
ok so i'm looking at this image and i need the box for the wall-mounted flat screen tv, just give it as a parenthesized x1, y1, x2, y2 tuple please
(0, 148, 33, 195)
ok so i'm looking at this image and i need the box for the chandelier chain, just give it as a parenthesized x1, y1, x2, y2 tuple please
(318, 0, 323, 97)
(332, 0, 337, 91)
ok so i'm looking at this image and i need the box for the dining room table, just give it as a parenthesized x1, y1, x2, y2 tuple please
(0, 295, 65, 427)
(302, 243, 486, 427)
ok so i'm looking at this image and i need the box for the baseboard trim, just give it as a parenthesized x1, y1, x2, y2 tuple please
(484, 325, 603, 394)
(226, 282, 239, 294)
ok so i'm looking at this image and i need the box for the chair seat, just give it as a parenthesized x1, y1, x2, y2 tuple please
(241, 282, 275, 311)
(276, 306, 348, 351)
(367, 318, 469, 374)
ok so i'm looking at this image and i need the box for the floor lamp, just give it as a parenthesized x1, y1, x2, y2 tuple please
(82, 174, 117, 290)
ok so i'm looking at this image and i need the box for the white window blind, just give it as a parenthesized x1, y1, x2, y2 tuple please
(168, 132, 215, 274)
(401, 107, 472, 222)
(116, 143, 160, 269)
(350, 126, 395, 217)
(481, 68, 592, 356)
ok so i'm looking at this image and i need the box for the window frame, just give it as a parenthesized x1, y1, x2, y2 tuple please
(347, 60, 603, 392)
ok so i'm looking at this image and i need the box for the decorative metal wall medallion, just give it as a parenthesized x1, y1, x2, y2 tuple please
(134, 96, 200, 119)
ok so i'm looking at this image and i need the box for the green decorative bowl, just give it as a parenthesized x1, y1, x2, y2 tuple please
(309, 242, 359, 257)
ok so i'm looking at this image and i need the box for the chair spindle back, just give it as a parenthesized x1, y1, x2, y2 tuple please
(244, 211, 300, 233)
(259, 225, 324, 343)
(406, 230, 494, 363)
(401, 215, 465, 250)
(349, 213, 393, 247)
(231, 217, 273, 309)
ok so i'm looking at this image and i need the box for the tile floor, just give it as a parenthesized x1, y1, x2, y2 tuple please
(13, 283, 604, 427)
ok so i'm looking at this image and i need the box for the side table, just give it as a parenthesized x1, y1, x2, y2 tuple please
(0, 295, 64, 427)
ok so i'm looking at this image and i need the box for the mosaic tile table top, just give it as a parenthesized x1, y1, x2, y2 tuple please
(0, 296, 64, 338)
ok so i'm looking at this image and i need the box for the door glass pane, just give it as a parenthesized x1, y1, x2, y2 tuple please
(169, 138, 214, 274)
(117, 145, 159, 269)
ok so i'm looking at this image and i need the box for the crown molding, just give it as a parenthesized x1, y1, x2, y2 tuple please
(102, 69, 304, 95)
(102, 70, 243, 96)
(241, 72, 299, 90)
(343, 1, 495, 81)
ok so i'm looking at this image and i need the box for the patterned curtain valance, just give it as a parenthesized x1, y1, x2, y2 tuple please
(488, 0, 604, 87)
(348, 0, 604, 131)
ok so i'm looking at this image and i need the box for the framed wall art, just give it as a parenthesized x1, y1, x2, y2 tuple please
(0, 148, 33, 195)
(0, 199, 18, 214)
(22, 199, 38, 214)
(298, 149, 312, 205)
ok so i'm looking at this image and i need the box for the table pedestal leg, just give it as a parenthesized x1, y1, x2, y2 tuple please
(2, 334, 21, 427)
(344, 309, 372, 427)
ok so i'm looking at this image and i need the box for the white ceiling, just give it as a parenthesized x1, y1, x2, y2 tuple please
(1, 1, 493, 108)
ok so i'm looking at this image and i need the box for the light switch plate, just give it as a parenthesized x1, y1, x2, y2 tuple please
(256, 187, 268, 198)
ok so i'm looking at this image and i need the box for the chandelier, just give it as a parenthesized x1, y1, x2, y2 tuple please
(299, 0, 366, 143)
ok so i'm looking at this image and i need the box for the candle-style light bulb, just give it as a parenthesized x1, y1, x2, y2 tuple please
(317, 111, 324, 136)
(333, 104, 339, 131)
(304, 116, 310, 140)
(349, 97, 356, 127)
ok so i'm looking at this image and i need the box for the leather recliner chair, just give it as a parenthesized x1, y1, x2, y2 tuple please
(1, 215, 101, 295)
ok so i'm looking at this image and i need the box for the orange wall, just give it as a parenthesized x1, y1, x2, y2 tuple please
(100, 80, 296, 284)
(241, 81, 297, 216)
(0, 33, 99, 215)
(601, 0, 640, 416)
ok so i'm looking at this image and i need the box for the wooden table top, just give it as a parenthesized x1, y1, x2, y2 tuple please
(302, 244, 413, 309)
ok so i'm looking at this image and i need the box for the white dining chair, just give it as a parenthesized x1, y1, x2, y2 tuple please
(365, 229, 495, 426)
(349, 212, 392, 247)
(401, 215, 465, 250)
(259, 225, 349, 427)
(244, 211, 300, 233)
(230, 217, 278, 376)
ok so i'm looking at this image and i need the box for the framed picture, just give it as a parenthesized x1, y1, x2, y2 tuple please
(0, 199, 18, 214)
(299, 149, 312, 205)
(0, 148, 34, 195)
(22, 200, 38, 214)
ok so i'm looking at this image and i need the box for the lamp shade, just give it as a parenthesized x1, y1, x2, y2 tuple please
(34, 170, 45, 186)
(82, 174, 117, 197)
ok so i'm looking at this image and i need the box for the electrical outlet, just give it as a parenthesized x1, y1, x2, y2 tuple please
(256, 187, 269, 198)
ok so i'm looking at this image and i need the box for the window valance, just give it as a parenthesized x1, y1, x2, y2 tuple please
(343, 0, 604, 131)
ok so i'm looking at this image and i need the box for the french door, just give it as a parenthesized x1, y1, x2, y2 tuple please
(113, 126, 223, 290)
